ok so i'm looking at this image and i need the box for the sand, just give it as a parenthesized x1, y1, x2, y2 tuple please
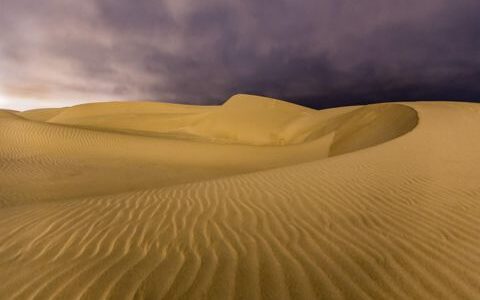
(0, 94, 479, 299)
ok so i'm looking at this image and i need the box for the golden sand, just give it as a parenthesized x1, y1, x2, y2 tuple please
(0, 95, 479, 299)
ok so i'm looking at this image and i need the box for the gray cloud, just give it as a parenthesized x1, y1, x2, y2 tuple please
(0, 0, 479, 109)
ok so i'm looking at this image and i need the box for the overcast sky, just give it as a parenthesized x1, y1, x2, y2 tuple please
(1, 0, 479, 110)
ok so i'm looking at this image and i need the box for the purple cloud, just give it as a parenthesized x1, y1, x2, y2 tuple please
(0, 0, 479, 109)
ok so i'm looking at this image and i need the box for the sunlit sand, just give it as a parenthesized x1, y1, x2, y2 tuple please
(1, 94, 479, 299)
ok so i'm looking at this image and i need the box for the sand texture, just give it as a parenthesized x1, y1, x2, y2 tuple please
(0, 95, 479, 299)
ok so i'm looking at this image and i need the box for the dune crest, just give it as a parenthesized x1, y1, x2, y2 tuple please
(1, 96, 479, 299)
(21, 94, 418, 148)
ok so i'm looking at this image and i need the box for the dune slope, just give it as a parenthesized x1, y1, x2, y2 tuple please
(0, 96, 479, 299)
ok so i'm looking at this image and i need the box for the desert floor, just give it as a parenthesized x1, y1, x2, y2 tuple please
(0, 94, 479, 299)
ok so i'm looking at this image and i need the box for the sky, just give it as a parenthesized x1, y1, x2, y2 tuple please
(0, 0, 479, 110)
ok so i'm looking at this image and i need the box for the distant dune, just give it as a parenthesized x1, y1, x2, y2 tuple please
(0, 95, 479, 299)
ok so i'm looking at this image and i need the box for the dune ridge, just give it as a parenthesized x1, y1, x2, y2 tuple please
(27, 94, 417, 147)
(1, 95, 479, 299)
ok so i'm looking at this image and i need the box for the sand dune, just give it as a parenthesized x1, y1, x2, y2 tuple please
(1, 95, 479, 299)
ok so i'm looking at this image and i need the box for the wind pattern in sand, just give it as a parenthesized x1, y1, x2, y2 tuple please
(1, 95, 479, 299)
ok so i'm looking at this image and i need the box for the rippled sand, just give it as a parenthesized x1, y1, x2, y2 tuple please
(1, 95, 479, 299)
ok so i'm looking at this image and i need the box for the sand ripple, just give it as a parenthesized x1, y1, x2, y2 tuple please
(1, 98, 479, 299)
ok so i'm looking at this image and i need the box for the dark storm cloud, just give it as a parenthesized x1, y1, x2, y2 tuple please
(0, 0, 479, 109)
